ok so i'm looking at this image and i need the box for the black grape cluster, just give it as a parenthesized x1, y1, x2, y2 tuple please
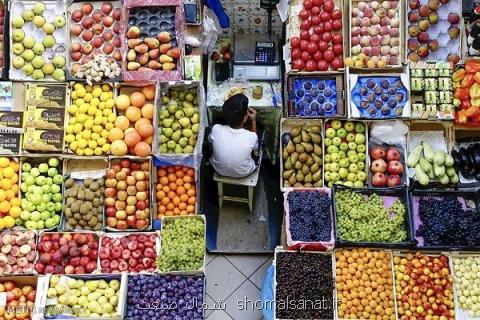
(287, 190, 332, 242)
(417, 197, 480, 247)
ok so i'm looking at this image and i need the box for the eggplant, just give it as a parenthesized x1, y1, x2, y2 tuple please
(460, 149, 471, 166)
(452, 149, 462, 167)
(471, 144, 480, 167)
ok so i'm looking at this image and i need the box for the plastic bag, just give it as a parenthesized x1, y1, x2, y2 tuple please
(202, 6, 221, 54)
(370, 120, 409, 147)
(261, 265, 274, 320)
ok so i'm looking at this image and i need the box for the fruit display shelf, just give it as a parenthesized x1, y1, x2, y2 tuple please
(332, 185, 414, 249)
(410, 189, 480, 251)
(285, 72, 346, 118)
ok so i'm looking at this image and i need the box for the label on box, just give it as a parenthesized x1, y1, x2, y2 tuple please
(25, 83, 67, 108)
(0, 292, 6, 307)
(0, 82, 14, 112)
(24, 107, 65, 129)
(23, 128, 64, 152)
(0, 112, 23, 128)
(0, 133, 21, 154)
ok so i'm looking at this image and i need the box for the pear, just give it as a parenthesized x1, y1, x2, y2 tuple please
(174, 110, 184, 119)
(174, 145, 183, 153)
(42, 63, 55, 75)
(32, 69, 45, 80)
(188, 135, 197, 146)
(33, 2, 46, 15)
(166, 141, 176, 150)
(32, 43, 45, 55)
(12, 29, 25, 42)
(52, 69, 64, 81)
(171, 122, 180, 131)
(52, 56, 66, 68)
(191, 113, 199, 124)
(160, 144, 168, 153)
(12, 17, 24, 28)
(184, 145, 194, 153)
(162, 118, 174, 128)
(54, 15, 66, 28)
(12, 43, 24, 55)
(179, 117, 191, 128)
(162, 127, 173, 137)
(192, 124, 199, 133)
(171, 130, 181, 142)
(33, 15, 45, 28)
(22, 9, 35, 22)
(42, 35, 56, 48)
(32, 56, 45, 69)
(178, 137, 188, 147)
(12, 56, 25, 69)
(23, 63, 34, 76)
(182, 129, 193, 138)
(23, 36, 36, 49)
(183, 107, 196, 117)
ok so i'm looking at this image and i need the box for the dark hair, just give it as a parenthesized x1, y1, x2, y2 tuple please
(222, 94, 249, 128)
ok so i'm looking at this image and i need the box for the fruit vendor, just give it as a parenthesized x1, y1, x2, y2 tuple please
(209, 93, 259, 178)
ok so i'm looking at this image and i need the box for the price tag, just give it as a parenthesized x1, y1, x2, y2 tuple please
(0, 292, 7, 307)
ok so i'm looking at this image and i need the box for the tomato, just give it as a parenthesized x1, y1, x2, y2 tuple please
(305, 60, 317, 71)
(320, 11, 331, 22)
(307, 41, 318, 54)
(313, 25, 324, 35)
(299, 9, 310, 20)
(331, 9, 341, 19)
(300, 40, 309, 51)
(323, 49, 335, 62)
(291, 48, 301, 59)
(311, 15, 321, 25)
(317, 60, 329, 71)
(311, 6, 321, 15)
(290, 36, 301, 48)
(301, 51, 311, 61)
(331, 58, 343, 70)
(312, 0, 323, 6)
(303, 0, 313, 9)
(318, 41, 328, 51)
(323, 21, 332, 32)
(300, 30, 310, 40)
(332, 43, 343, 55)
(332, 19, 342, 31)
(323, 0, 334, 12)
(292, 59, 305, 70)
(332, 33, 343, 44)
(313, 51, 323, 61)
(300, 20, 311, 30)
(310, 34, 321, 43)
(321, 32, 332, 42)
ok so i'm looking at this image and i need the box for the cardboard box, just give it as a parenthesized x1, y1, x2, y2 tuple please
(23, 127, 64, 152)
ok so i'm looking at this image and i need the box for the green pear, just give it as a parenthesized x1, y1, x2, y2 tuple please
(32, 69, 45, 80)
(23, 63, 34, 76)
(174, 145, 183, 153)
(21, 49, 35, 62)
(32, 43, 45, 55)
(171, 130, 181, 142)
(183, 107, 196, 117)
(171, 122, 180, 131)
(159, 135, 167, 143)
(178, 137, 188, 147)
(188, 135, 197, 146)
(159, 110, 170, 120)
(12, 43, 24, 55)
(179, 117, 191, 128)
(23, 36, 36, 49)
(166, 141, 176, 150)
(192, 123, 199, 133)
(12, 29, 25, 42)
(52, 56, 65, 68)
(162, 118, 173, 128)
(191, 113, 199, 124)
(33, 15, 45, 28)
(160, 144, 168, 153)
(54, 15, 65, 28)
(22, 9, 35, 22)
(184, 145, 194, 153)
(42, 35, 56, 48)
(33, 2, 46, 15)
(12, 17, 24, 28)
(182, 129, 193, 138)
(162, 127, 173, 137)
(32, 56, 45, 69)
(43, 23, 55, 35)
(52, 69, 64, 81)
(12, 56, 25, 69)
(42, 63, 55, 75)
(166, 104, 177, 114)
(174, 110, 184, 119)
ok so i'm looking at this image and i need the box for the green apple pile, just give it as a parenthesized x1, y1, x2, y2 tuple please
(282, 125, 322, 188)
(11, 1, 66, 80)
(45, 276, 121, 317)
(20, 157, 62, 230)
(158, 88, 200, 154)
(324, 120, 367, 188)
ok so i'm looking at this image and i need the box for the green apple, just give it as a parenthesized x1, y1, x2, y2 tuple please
(339, 158, 349, 168)
(338, 151, 346, 158)
(332, 136, 341, 146)
(348, 142, 357, 150)
(21, 49, 35, 62)
(33, 2, 46, 15)
(324, 138, 332, 146)
(327, 181, 334, 188)
(346, 133, 356, 142)
(21, 162, 31, 172)
(357, 144, 366, 153)
(324, 154, 331, 163)
(353, 181, 364, 188)
(54, 15, 66, 28)
(324, 172, 331, 182)
(33, 15, 45, 28)
(348, 154, 358, 163)
(358, 153, 366, 162)
(330, 172, 340, 182)
(336, 128, 347, 138)
(357, 162, 365, 170)
(32, 56, 45, 69)
(355, 133, 366, 144)
(331, 153, 340, 163)
(339, 168, 349, 178)
(330, 163, 339, 172)
(32, 69, 45, 80)
(348, 163, 359, 173)
(42, 23, 55, 34)
(42, 35, 56, 48)
(330, 120, 342, 129)
(327, 145, 338, 154)
(12, 56, 25, 69)
(23, 36, 36, 49)
(344, 121, 355, 132)
(347, 172, 358, 182)
(52, 69, 64, 81)
(355, 122, 366, 133)
(23, 63, 34, 76)
(12, 29, 25, 42)
(339, 142, 348, 152)
(12, 16, 24, 28)
(325, 163, 331, 172)
(357, 171, 367, 181)
(22, 9, 35, 22)
(48, 157, 59, 167)
(325, 128, 336, 139)
(32, 43, 45, 55)
(52, 56, 66, 68)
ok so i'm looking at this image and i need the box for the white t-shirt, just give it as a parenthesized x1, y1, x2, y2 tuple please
(209, 124, 258, 178)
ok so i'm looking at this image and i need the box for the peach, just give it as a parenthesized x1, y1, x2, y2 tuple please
(72, 42, 82, 52)
(92, 23, 104, 35)
(408, 11, 420, 23)
(370, 25, 380, 36)
(351, 45, 361, 55)
(363, 8, 374, 18)
(370, 1, 380, 9)
(352, 8, 360, 17)
(361, 17, 370, 27)
(380, 35, 391, 45)
(390, 17, 399, 27)
(357, 1, 368, 10)
(71, 51, 82, 61)
(380, 26, 390, 36)
(390, 37, 400, 47)
(380, 46, 390, 55)
(387, 9, 396, 18)
(370, 15, 380, 25)
(389, 47, 399, 56)
(82, 30, 93, 42)
(389, 56, 398, 65)
(360, 46, 371, 56)
(360, 27, 369, 36)
(103, 16, 114, 27)
(407, 39, 420, 51)
(360, 35, 370, 46)
(389, 28, 399, 37)
(351, 26, 361, 36)
(352, 17, 361, 27)
(381, 1, 392, 9)
(380, 16, 390, 25)
(103, 31, 114, 42)
(103, 43, 114, 55)
(92, 36, 103, 48)
(370, 36, 380, 46)
(376, 8, 386, 17)
(82, 43, 93, 55)
(371, 46, 381, 56)
(71, 24, 82, 36)
(351, 36, 360, 46)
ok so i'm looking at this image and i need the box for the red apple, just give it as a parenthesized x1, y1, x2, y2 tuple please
(372, 172, 387, 187)
(71, 10, 83, 22)
(387, 160, 404, 175)
(81, 16, 94, 29)
(370, 146, 386, 160)
(81, 3, 93, 15)
(386, 147, 401, 161)
(387, 174, 402, 187)
(101, 2, 113, 14)
(92, 10, 104, 23)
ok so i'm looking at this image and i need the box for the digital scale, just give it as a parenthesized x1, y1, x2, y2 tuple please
(233, 33, 281, 81)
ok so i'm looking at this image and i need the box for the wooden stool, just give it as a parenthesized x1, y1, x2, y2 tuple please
(213, 167, 260, 212)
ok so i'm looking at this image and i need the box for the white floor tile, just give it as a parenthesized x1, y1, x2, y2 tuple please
(206, 255, 246, 301)
(225, 254, 271, 277)
(206, 252, 218, 266)
(249, 258, 273, 289)
(224, 280, 264, 320)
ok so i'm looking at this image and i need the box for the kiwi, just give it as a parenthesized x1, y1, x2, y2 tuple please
(89, 182, 99, 191)
(84, 178, 93, 187)
(85, 191, 95, 201)
(77, 190, 85, 200)
(65, 178, 75, 189)
(92, 198, 101, 207)
(71, 202, 80, 213)
(73, 213, 82, 220)
(66, 188, 77, 198)
(66, 197, 75, 206)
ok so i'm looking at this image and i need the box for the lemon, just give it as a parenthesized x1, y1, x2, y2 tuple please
(105, 122, 113, 130)
(76, 148, 85, 156)
(74, 83, 84, 90)
(76, 87, 86, 98)
(75, 98, 85, 107)
(0, 158, 8, 168)
(84, 93, 93, 102)
(67, 105, 78, 114)
(84, 119, 93, 129)
(93, 117, 102, 126)
(82, 130, 91, 140)
(85, 148, 95, 156)
(78, 139, 87, 149)
(65, 134, 75, 143)
(97, 137, 106, 146)
(73, 123, 83, 134)
(105, 99, 115, 108)
(106, 92, 113, 99)
(79, 103, 89, 114)
(91, 133, 100, 141)
(88, 140, 97, 149)
(102, 144, 110, 153)
(66, 126, 74, 134)
(90, 98, 100, 107)
(3, 216, 14, 228)
(107, 113, 116, 123)
(2, 167, 13, 179)
(92, 88, 102, 98)
(100, 130, 109, 138)
(102, 109, 112, 116)
(94, 147, 103, 156)
(71, 91, 78, 100)
(78, 114, 88, 124)
(92, 125, 102, 133)
(87, 106, 97, 116)
(69, 117, 77, 125)
(102, 84, 111, 92)
(85, 85, 93, 93)
(100, 92, 109, 102)
(70, 141, 78, 151)
(98, 102, 105, 110)
(95, 110, 103, 118)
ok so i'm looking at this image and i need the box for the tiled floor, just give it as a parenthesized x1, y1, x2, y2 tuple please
(205, 253, 273, 320)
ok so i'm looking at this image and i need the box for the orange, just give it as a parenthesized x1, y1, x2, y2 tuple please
(183, 176, 192, 183)
(158, 169, 167, 177)
(166, 203, 174, 211)
(176, 186, 186, 195)
(155, 184, 163, 192)
(168, 182, 177, 191)
(188, 197, 196, 205)
(0, 201, 10, 214)
(130, 92, 146, 107)
(180, 210, 188, 216)
(114, 116, 130, 131)
(165, 210, 173, 216)
(162, 186, 170, 193)
(142, 85, 156, 100)
(186, 205, 195, 213)
(158, 205, 166, 214)
(125, 106, 142, 122)
(179, 194, 189, 202)
(175, 179, 184, 186)
(179, 203, 187, 210)
(141, 104, 154, 120)
(0, 191, 5, 202)
(187, 189, 196, 197)
(172, 197, 180, 206)
(161, 197, 169, 206)
(9, 206, 21, 218)
(159, 177, 169, 186)
(167, 191, 176, 199)
(7, 193, 18, 203)
(167, 173, 176, 182)
(176, 170, 185, 178)
(156, 190, 166, 199)
(108, 128, 124, 142)
(187, 168, 195, 176)
(167, 167, 175, 173)
(184, 183, 192, 190)
(173, 208, 180, 215)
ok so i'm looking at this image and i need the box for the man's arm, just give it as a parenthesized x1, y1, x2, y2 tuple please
(247, 108, 257, 133)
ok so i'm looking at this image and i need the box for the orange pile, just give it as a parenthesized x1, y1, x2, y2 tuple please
(156, 166, 196, 217)
(0, 157, 20, 229)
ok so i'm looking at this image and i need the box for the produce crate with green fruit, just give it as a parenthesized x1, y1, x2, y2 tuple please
(67, 0, 123, 82)
(346, 0, 404, 68)
(285, 73, 346, 118)
(122, 0, 184, 81)
(410, 61, 454, 120)
(410, 190, 480, 250)
(0, 1, 8, 79)
(154, 81, 205, 168)
(36, 273, 126, 319)
(34, 231, 99, 274)
(280, 118, 323, 190)
(0, 276, 38, 320)
(287, 0, 345, 72)
(284, 188, 334, 251)
(324, 119, 368, 188)
(452, 59, 480, 125)
(450, 253, 480, 319)
(392, 251, 455, 319)
(19, 156, 63, 230)
(104, 157, 152, 231)
(157, 215, 205, 273)
(61, 158, 108, 231)
(273, 248, 335, 320)
(332, 185, 414, 248)
(9, 0, 67, 81)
